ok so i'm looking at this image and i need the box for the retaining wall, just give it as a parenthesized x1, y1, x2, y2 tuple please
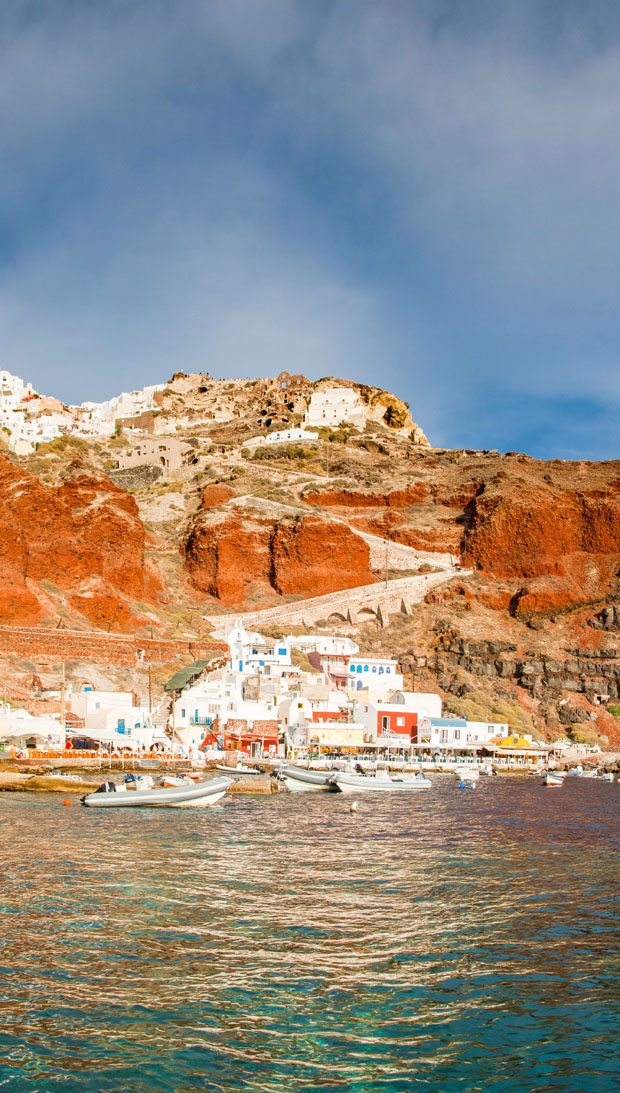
(0, 626, 227, 667)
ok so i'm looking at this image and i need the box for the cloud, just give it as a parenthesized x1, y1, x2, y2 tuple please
(0, 1, 619, 455)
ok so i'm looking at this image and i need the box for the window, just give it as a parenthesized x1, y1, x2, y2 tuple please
(349, 666, 355, 673)
(356, 666, 362, 673)
(386, 668, 391, 674)
(454, 730, 460, 740)
(181, 709, 185, 718)
(440, 730, 448, 743)
(364, 665, 369, 672)
(372, 666, 376, 673)
(382, 716, 390, 731)
(397, 717, 405, 727)
(278, 648, 287, 656)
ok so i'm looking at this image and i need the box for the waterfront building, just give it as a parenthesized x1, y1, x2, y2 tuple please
(70, 688, 155, 749)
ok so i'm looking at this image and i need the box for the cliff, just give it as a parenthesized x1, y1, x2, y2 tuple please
(4, 370, 620, 747)
(0, 453, 160, 629)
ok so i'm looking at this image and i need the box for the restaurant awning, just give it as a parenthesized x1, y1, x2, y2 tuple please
(164, 660, 209, 692)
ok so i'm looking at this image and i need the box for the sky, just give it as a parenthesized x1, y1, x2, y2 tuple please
(1, 0, 620, 459)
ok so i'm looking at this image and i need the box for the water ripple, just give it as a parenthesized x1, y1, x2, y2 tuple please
(0, 778, 619, 1090)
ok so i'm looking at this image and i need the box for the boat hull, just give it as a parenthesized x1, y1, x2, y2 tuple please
(334, 774, 432, 793)
(278, 765, 340, 792)
(453, 768, 480, 782)
(81, 777, 232, 808)
(216, 765, 263, 777)
(542, 773, 564, 787)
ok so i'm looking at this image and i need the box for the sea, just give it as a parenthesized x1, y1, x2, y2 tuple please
(0, 777, 619, 1092)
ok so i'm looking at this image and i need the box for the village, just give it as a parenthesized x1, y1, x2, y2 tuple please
(0, 622, 583, 772)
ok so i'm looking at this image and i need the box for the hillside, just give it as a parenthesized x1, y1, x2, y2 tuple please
(1, 369, 620, 746)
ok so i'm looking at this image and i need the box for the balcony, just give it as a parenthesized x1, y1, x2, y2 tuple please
(190, 715, 214, 726)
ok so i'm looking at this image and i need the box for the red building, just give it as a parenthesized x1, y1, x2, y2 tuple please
(374, 708, 418, 743)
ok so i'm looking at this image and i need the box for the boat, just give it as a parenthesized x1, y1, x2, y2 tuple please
(596, 771, 615, 782)
(333, 771, 432, 794)
(276, 764, 340, 792)
(453, 767, 480, 783)
(542, 771, 565, 787)
(216, 763, 263, 777)
(81, 776, 231, 808)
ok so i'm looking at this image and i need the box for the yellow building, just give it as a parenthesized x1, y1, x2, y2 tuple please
(307, 723, 366, 750)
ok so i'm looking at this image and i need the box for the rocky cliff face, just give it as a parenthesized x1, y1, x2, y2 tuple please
(184, 494, 374, 607)
(0, 454, 160, 628)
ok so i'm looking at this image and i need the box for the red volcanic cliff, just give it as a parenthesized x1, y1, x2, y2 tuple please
(184, 508, 374, 607)
(0, 454, 160, 627)
(305, 457, 620, 617)
(461, 474, 620, 616)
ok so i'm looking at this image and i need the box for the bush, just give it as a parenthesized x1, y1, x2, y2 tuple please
(252, 444, 310, 462)
(36, 434, 89, 455)
(607, 705, 620, 718)
(383, 404, 408, 429)
(569, 723, 601, 746)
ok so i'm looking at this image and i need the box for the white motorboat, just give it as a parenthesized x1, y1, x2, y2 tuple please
(453, 767, 480, 783)
(334, 771, 432, 794)
(216, 763, 263, 777)
(542, 771, 565, 787)
(81, 776, 231, 808)
(277, 765, 340, 792)
(596, 771, 615, 782)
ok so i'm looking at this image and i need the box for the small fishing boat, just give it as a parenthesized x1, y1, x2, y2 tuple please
(81, 776, 231, 808)
(334, 771, 432, 794)
(596, 771, 615, 782)
(542, 771, 565, 787)
(276, 765, 340, 792)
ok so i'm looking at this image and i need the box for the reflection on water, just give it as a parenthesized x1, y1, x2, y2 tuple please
(1, 778, 619, 1091)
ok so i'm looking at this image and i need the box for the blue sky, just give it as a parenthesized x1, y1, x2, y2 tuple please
(1, 0, 620, 458)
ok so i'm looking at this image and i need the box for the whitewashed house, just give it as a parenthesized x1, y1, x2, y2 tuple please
(304, 387, 366, 428)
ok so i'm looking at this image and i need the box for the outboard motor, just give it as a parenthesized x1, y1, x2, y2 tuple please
(94, 780, 116, 794)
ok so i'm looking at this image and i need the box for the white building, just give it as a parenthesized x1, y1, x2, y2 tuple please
(70, 688, 153, 749)
(418, 717, 510, 750)
(172, 670, 280, 753)
(347, 655, 403, 692)
(0, 709, 65, 751)
(71, 382, 166, 438)
(0, 370, 33, 410)
(225, 625, 292, 675)
(287, 634, 358, 657)
(245, 427, 319, 450)
(304, 387, 366, 428)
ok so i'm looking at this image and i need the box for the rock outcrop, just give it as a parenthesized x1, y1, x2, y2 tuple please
(184, 508, 374, 607)
(0, 454, 160, 628)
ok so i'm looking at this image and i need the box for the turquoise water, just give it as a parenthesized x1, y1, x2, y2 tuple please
(0, 777, 619, 1091)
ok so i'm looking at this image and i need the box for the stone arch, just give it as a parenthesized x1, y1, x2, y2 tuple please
(327, 611, 348, 623)
(356, 606, 379, 620)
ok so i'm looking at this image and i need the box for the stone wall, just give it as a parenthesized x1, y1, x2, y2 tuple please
(0, 626, 227, 667)
(206, 568, 462, 630)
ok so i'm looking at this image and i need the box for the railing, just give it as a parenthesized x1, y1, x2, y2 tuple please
(190, 716, 213, 726)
